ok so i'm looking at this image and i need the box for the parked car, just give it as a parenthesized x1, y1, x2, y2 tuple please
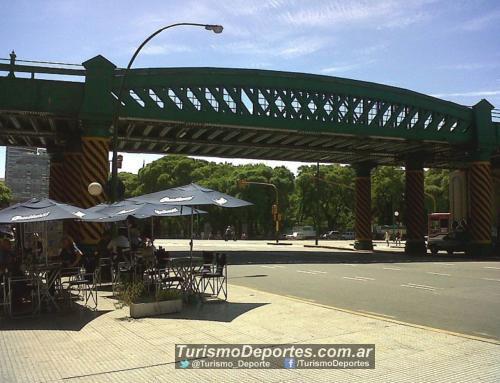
(341, 231, 355, 240)
(322, 230, 341, 239)
(427, 234, 467, 255)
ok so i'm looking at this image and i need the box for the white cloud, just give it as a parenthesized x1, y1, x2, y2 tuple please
(213, 36, 331, 58)
(438, 62, 500, 70)
(140, 44, 193, 56)
(279, 0, 434, 28)
(321, 60, 376, 74)
(430, 90, 500, 98)
(462, 10, 500, 31)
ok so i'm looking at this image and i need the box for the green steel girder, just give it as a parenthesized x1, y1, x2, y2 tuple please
(115, 67, 474, 144)
(0, 77, 83, 115)
(1, 57, 498, 168)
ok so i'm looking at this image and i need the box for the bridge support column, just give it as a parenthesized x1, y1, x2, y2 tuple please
(354, 163, 373, 250)
(404, 159, 426, 255)
(48, 150, 65, 202)
(79, 136, 110, 245)
(468, 153, 493, 256)
(62, 143, 85, 242)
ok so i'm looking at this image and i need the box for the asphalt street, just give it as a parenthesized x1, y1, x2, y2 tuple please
(156, 239, 500, 341)
(229, 261, 500, 341)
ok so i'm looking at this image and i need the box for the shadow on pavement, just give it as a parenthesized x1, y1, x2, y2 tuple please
(0, 307, 112, 331)
(212, 251, 500, 265)
(156, 301, 268, 323)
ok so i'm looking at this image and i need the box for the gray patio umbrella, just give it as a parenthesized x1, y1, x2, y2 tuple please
(128, 183, 252, 208)
(129, 183, 252, 293)
(0, 198, 100, 223)
(81, 201, 206, 222)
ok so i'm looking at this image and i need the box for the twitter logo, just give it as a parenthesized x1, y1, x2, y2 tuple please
(179, 360, 190, 369)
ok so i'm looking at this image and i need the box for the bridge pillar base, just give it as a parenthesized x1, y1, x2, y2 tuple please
(404, 159, 426, 256)
(354, 163, 374, 251)
(354, 240, 373, 251)
(468, 158, 493, 257)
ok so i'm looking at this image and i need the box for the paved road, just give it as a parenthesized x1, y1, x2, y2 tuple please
(228, 261, 500, 341)
(155, 239, 500, 341)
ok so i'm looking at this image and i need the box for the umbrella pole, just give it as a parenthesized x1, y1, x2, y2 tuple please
(189, 207, 194, 296)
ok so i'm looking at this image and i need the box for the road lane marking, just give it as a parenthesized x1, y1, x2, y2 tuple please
(427, 272, 451, 277)
(343, 276, 375, 281)
(359, 310, 396, 319)
(285, 294, 316, 302)
(297, 270, 327, 275)
(401, 283, 437, 291)
(342, 264, 357, 266)
(483, 266, 500, 270)
(383, 267, 401, 271)
(433, 263, 455, 266)
(482, 278, 500, 282)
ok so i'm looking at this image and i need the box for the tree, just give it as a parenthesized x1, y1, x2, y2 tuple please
(294, 164, 355, 232)
(371, 166, 405, 225)
(0, 181, 12, 207)
(118, 172, 140, 197)
(424, 169, 449, 213)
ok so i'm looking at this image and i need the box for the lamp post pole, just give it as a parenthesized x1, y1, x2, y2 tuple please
(110, 23, 223, 202)
(394, 210, 399, 245)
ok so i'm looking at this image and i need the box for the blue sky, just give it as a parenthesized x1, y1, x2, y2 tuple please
(1, 0, 499, 177)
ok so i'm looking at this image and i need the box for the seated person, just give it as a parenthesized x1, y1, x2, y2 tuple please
(127, 219, 142, 250)
(59, 235, 83, 269)
(0, 238, 14, 275)
(107, 228, 130, 264)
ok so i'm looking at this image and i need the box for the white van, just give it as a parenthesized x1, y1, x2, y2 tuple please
(286, 226, 316, 240)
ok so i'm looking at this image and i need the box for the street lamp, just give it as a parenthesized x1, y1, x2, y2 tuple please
(110, 23, 223, 202)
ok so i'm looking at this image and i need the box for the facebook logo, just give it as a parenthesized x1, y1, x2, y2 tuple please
(284, 358, 296, 369)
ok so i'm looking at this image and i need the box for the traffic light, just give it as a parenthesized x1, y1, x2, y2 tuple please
(237, 179, 248, 188)
(117, 154, 123, 169)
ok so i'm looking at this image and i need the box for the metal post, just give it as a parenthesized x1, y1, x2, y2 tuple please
(315, 162, 320, 246)
(109, 23, 223, 203)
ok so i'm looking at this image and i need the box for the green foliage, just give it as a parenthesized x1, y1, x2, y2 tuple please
(294, 165, 355, 231)
(0, 181, 12, 207)
(372, 166, 405, 225)
(118, 172, 140, 197)
(118, 155, 450, 237)
(116, 281, 145, 306)
(116, 281, 181, 306)
(424, 169, 450, 213)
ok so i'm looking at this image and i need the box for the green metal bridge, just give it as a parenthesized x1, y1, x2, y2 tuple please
(0, 53, 499, 254)
(1, 54, 498, 167)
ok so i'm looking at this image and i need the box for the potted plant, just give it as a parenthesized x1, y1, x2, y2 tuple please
(116, 281, 183, 318)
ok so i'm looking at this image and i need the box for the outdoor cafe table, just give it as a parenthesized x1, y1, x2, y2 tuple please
(29, 262, 62, 311)
(163, 257, 204, 293)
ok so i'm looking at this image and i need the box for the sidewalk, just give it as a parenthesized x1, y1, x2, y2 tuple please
(1, 284, 498, 382)
(304, 240, 407, 254)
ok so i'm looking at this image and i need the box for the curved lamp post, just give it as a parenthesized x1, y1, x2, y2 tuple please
(110, 23, 223, 201)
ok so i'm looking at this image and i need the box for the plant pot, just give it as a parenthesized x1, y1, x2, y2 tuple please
(129, 299, 182, 319)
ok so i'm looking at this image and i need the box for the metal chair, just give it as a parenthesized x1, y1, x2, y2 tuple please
(65, 268, 100, 310)
(8, 274, 40, 317)
(0, 273, 9, 316)
(196, 253, 227, 300)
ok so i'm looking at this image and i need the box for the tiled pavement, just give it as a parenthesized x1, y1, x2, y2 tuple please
(0, 284, 498, 383)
